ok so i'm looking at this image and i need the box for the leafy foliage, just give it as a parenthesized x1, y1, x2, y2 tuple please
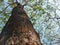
(0, 0, 60, 45)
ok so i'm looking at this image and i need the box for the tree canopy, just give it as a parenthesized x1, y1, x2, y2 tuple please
(0, 0, 60, 45)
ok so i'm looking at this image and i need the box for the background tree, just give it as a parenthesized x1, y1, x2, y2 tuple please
(0, 0, 60, 45)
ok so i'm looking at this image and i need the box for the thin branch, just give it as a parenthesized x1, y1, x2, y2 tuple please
(23, 0, 29, 7)
(0, 0, 29, 14)
(7, 2, 16, 5)
(0, 2, 17, 14)
(0, 5, 10, 14)
(50, 17, 60, 20)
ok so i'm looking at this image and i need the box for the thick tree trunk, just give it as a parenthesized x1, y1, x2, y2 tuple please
(0, 3, 41, 45)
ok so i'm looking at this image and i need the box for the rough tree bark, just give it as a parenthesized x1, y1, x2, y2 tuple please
(0, 2, 42, 45)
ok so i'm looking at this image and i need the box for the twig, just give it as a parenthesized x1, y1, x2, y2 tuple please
(0, 5, 10, 14)
(6, 1, 18, 5)
(0, 2, 16, 14)
(50, 17, 60, 20)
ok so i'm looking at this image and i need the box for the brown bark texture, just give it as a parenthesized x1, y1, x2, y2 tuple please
(0, 3, 42, 45)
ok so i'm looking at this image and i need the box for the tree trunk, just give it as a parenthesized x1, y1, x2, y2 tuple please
(0, 3, 42, 45)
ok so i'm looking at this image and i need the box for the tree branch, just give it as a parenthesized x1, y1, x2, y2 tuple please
(50, 17, 60, 20)
(0, 2, 17, 14)
(0, 5, 10, 14)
